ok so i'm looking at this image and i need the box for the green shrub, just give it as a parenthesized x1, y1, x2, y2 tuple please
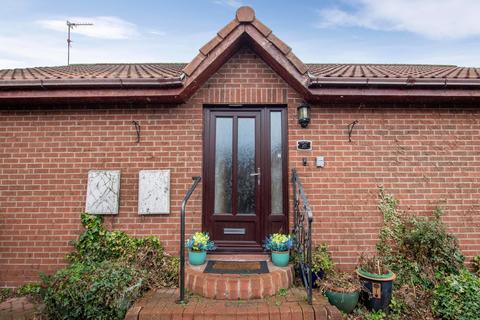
(17, 282, 41, 296)
(472, 256, 480, 276)
(0, 288, 14, 303)
(312, 244, 334, 274)
(377, 188, 464, 287)
(67, 213, 178, 288)
(433, 269, 480, 320)
(375, 188, 465, 319)
(40, 213, 179, 319)
(42, 262, 143, 320)
(68, 213, 160, 264)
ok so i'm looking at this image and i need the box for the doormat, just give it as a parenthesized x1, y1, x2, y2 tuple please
(204, 260, 269, 274)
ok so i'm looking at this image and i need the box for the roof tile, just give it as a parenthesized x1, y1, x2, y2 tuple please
(218, 19, 240, 39)
(182, 54, 205, 77)
(251, 19, 272, 37)
(266, 33, 291, 56)
(286, 51, 308, 75)
(199, 35, 223, 56)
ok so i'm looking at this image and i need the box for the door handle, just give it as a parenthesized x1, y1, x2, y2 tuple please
(250, 167, 261, 186)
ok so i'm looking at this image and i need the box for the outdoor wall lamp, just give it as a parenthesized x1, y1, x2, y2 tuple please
(297, 102, 311, 128)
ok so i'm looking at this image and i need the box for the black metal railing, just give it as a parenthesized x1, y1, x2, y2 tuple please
(178, 176, 201, 304)
(292, 169, 313, 305)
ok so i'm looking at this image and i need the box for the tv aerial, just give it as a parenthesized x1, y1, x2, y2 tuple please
(66, 20, 93, 65)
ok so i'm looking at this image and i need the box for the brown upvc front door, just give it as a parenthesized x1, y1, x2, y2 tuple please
(203, 105, 288, 252)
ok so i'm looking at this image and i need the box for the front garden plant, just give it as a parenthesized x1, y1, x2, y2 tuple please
(264, 233, 293, 267)
(320, 272, 361, 314)
(319, 188, 478, 320)
(311, 244, 334, 287)
(186, 231, 216, 265)
(38, 213, 179, 320)
(373, 188, 472, 319)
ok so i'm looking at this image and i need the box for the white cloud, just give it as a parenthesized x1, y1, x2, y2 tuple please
(317, 0, 480, 39)
(148, 30, 166, 36)
(37, 16, 138, 40)
(213, 0, 243, 8)
(0, 25, 214, 69)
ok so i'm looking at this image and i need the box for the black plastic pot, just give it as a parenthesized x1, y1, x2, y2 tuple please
(311, 270, 325, 288)
(297, 268, 324, 288)
(356, 268, 396, 312)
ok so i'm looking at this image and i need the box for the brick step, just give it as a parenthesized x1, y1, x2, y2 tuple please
(125, 288, 343, 320)
(185, 257, 294, 300)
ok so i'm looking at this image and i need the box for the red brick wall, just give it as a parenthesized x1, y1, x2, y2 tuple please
(292, 105, 480, 267)
(1, 47, 479, 286)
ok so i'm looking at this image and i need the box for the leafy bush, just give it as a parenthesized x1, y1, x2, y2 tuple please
(312, 244, 334, 273)
(377, 187, 464, 287)
(0, 288, 14, 303)
(40, 213, 179, 319)
(17, 282, 41, 296)
(433, 269, 480, 320)
(42, 262, 143, 320)
(373, 188, 465, 319)
(67, 213, 178, 288)
(472, 255, 480, 276)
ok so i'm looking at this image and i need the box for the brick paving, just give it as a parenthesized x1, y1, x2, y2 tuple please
(125, 287, 342, 320)
(0, 297, 44, 320)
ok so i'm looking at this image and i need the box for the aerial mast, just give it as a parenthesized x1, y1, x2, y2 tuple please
(66, 20, 93, 65)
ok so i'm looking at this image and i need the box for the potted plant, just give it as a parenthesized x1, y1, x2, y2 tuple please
(264, 233, 293, 267)
(320, 272, 362, 314)
(186, 232, 216, 266)
(311, 244, 334, 288)
(356, 253, 396, 311)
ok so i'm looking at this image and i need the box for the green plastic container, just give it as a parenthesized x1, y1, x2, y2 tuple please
(271, 250, 290, 267)
(325, 290, 360, 314)
(188, 250, 206, 265)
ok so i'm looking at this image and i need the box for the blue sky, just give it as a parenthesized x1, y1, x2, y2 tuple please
(1, 0, 480, 68)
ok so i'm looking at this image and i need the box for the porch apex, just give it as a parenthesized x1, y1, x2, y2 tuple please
(180, 5, 311, 100)
(236, 6, 255, 22)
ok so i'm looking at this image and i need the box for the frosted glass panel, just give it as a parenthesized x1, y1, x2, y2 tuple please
(270, 112, 283, 214)
(214, 117, 233, 214)
(237, 118, 256, 214)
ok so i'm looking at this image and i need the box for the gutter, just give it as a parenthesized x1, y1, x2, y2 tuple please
(308, 77, 480, 89)
(0, 77, 184, 90)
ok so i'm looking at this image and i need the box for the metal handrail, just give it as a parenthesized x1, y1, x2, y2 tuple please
(178, 176, 201, 304)
(292, 169, 313, 305)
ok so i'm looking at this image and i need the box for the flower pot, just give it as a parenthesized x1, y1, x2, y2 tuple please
(356, 268, 396, 312)
(300, 269, 324, 288)
(271, 250, 290, 267)
(325, 290, 359, 314)
(188, 250, 207, 265)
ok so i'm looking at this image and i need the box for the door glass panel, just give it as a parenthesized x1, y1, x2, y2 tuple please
(270, 112, 283, 215)
(214, 117, 233, 214)
(237, 118, 256, 214)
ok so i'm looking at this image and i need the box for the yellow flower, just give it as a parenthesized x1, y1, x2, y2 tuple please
(192, 232, 210, 246)
(271, 233, 290, 244)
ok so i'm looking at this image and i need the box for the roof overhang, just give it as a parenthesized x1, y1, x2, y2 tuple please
(1, 6, 479, 105)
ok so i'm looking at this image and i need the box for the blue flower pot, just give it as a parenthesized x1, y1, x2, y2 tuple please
(188, 250, 206, 265)
(271, 250, 290, 267)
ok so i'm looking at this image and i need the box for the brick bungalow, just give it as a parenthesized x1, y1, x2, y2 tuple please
(1, 6, 480, 287)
